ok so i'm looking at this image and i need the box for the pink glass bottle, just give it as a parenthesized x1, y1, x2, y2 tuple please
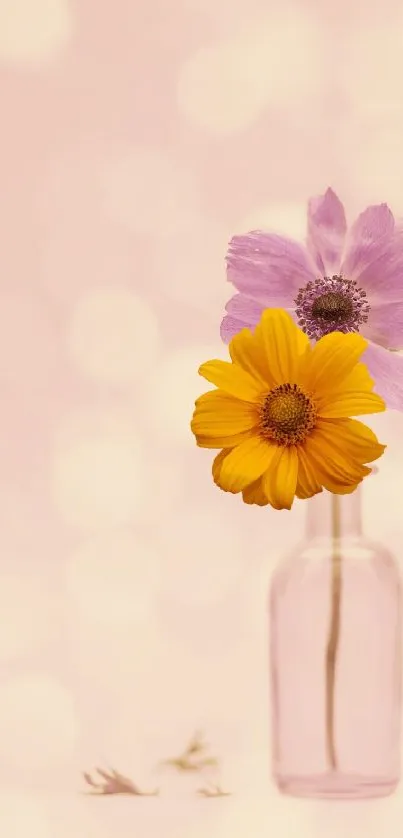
(269, 485, 402, 799)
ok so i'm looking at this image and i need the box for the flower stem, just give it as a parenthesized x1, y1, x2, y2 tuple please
(325, 493, 342, 771)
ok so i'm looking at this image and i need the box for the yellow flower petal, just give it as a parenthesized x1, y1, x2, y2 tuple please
(317, 392, 385, 418)
(212, 449, 231, 484)
(314, 361, 385, 416)
(295, 446, 323, 500)
(303, 423, 376, 492)
(252, 308, 310, 384)
(325, 480, 363, 495)
(215, 436, 277, 493)
(318, 361, 374, 396)
(198, 360, 264, 402)
(316, 418, 386, 463)
(242, 477, 269, 506)
(195, 430, 256, 449)
(262, 444, 298, 510)
(340, 362, 375, 391)
(300, 332, 368, 393)
(229, 327, 275, 389)
(191, 390, 259, 438)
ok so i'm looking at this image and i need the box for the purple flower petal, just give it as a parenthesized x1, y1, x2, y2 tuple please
(347, 229, 403, 304)
(362, 341, 403, 411)
(220, 295, 297, 343)
(220, 294, 264, 343)
(342, 203, 395, 279)
(220, 314, 247, 343)
(226, 231, 316, 301)
(225, 293, 266, 324)
(307, 188, 347, 274)
(365, 300, 403, 350)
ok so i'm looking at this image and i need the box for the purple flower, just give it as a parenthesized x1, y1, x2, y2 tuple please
(221, 189, 403, 410)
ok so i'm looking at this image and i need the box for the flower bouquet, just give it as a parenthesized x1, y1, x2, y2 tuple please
(190, 190, 403, 799)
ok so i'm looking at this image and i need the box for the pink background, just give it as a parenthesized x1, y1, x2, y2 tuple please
(1, 0, 403, 834)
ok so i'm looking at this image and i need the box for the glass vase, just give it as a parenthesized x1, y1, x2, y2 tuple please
(269, 484, 402, 799)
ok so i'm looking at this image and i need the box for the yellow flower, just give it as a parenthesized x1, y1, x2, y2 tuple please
(190, 309, 386, 510)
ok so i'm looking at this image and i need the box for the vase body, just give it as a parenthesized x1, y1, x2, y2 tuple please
(269, 487, 402, 799)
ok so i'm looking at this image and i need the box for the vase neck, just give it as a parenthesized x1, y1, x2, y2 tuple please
(305, 488, 362, 539)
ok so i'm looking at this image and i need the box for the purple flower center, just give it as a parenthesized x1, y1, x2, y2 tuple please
(294, 274, 370, 340)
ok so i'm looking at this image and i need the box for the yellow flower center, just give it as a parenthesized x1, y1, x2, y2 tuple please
(259, 382, 317, 445)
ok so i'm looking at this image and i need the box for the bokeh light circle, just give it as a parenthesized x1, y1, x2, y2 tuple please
(0, 0, 72, 64)
(66, 530, 160, 624)
(177, 10, 324, 136)
(67, 288, 160, 386)
(51, 408, 145, 531)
